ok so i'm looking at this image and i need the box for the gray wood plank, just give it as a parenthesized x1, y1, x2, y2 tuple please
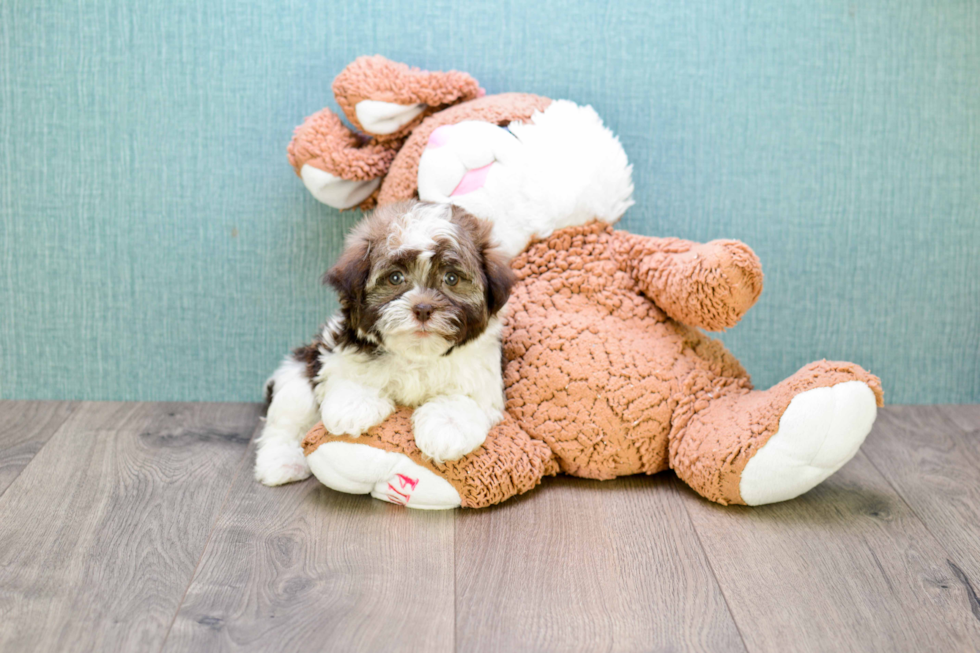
(862, 406, 980, 606)
(0, 401, 261, 653)
(684, 447, 980, 652)
(455, 476, 746, 653)
(0, 401, 76, 496)
(943, 403, 980, 435)
(162, 444, 455, 653)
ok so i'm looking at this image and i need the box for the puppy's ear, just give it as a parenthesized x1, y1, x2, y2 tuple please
(449, 205, 515, 316)
(482, 246, 515, 316)
(324, 239, 371, 327)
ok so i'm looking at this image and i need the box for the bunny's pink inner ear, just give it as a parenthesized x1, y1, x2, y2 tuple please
(354, 100, 426, 135)
(332, 56, 482, 139)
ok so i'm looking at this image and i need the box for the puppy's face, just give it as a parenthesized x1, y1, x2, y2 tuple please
(326, 201, 514, 358)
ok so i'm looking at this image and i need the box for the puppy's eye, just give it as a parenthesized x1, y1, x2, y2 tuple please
(387, 271, 405, 285)
(444, 271, 459, 286)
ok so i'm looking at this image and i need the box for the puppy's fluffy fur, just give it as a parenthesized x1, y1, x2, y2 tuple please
(255, 201, 514, 486)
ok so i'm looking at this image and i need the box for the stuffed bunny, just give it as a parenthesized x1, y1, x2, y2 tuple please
(285, 56, 883, 509)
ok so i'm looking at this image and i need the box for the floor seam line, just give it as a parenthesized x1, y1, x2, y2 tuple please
(0, 401, 79, 501)
(679, 484, 752, 653)
(156, 411, 264, 653)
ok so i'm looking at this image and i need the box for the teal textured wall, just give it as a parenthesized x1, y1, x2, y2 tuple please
(1, 0, 978, 403)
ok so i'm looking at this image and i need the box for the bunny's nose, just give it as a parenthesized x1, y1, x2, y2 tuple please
(412, 303, 434, 323)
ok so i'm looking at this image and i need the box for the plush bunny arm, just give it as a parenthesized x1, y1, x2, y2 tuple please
(617, 233, 763, 331)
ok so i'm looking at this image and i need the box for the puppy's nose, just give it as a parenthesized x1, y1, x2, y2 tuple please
(412, 303, 434, 323)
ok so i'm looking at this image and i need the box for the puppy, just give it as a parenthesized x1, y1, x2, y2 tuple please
(254, 201, 514, 486)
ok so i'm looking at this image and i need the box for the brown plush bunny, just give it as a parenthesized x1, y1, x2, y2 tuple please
(284, 56, 883, 510)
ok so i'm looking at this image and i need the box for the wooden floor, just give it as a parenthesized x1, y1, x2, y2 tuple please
(0, 403, 977, 652)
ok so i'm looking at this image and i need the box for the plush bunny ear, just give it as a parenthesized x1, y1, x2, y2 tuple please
(287, 107, 401, 209)
(333, 56, 482, 141)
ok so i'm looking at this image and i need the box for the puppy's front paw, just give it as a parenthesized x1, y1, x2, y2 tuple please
(412, 396, 492, 464)
(255, 441, 311, 486)
(322, 387, 395, 437)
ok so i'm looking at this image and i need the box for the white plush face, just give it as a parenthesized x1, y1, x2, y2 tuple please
(417, 101, 636, 257)
(325, 201, 514, 360)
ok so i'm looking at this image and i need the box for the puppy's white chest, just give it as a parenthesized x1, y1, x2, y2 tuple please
(317, 318, 505, 415)
(381, 356, 463, 406)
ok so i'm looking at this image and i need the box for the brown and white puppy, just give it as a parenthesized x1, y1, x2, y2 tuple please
(255, 201, 514, 486)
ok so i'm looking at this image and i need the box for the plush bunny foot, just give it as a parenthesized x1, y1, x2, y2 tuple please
(738, 381, 878, 505)
(306, 441, 461, 510)
(303, 409, 559, 510)
(671, 361, 884, 506)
